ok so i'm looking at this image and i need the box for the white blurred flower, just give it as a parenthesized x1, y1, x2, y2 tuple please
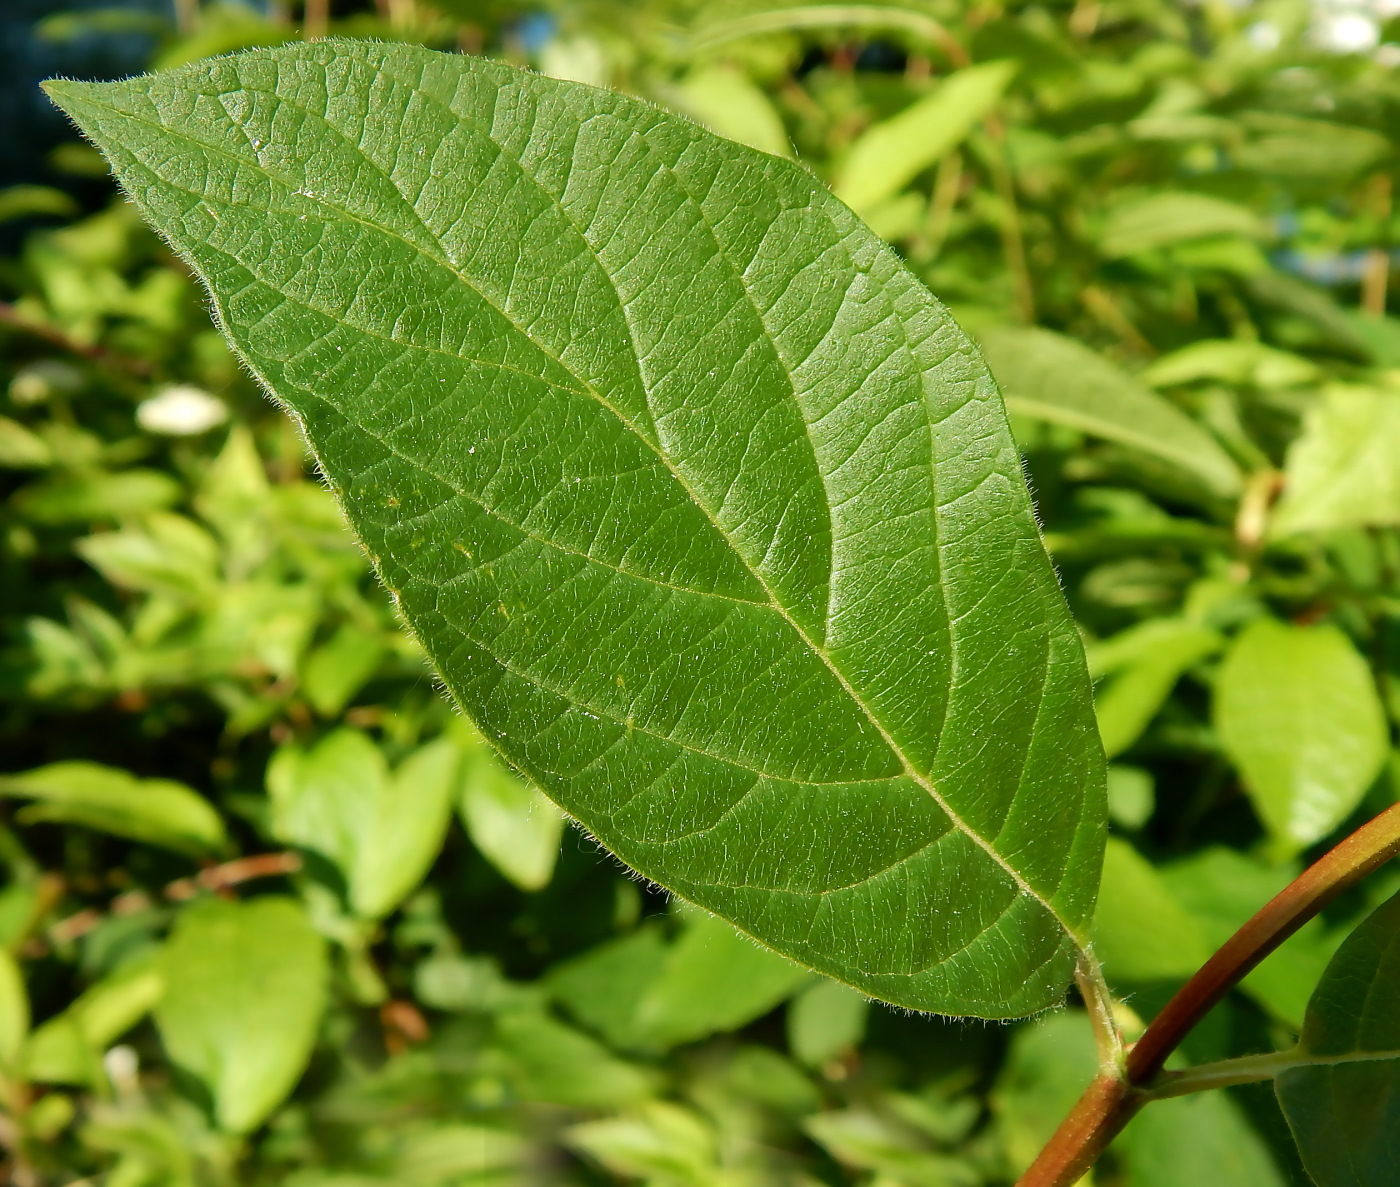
(1319, 11, 1380, 52)
(136, 384, 228, 436)
(1247, 21, 1282, 49)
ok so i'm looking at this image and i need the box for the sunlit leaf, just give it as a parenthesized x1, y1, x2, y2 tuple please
(0, 949, 27, 1075)
(267, 729, 458, 920)
(155, 896, 327, 1134)
(787, 977, 869, 1068)
(833, 61, 1016, 215)
(1271, 385, 1400, 537)
(1093, 838, 1208, 983)
(675, 64, 790, 158)
(1215, 618, 1387, 851)
(456, 729, 564, 892)
(48, 41, 1106, 1018)
(1097, 192, 1268, 259)
(0, 761, 227, 858)
(1277, 889, 1400, 1187)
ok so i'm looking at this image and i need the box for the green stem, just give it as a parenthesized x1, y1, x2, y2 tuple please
(1149, 1045, 1400, 1100)
(1016, 800, 1400, 1187)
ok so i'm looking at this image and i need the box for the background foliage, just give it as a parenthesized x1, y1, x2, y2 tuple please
(4, 0, 1400, 1183)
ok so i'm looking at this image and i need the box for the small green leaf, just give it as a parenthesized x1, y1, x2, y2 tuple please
(0, 762, 227, 858)
(1090, 620, 1221, 758)
(675, 64, 791, 158)
(978, 326, 1242, 497)
(1092, 838, 1208, 983)
(833, 61, 1017, 214)
(1106, 766, 1155, 830)
(76, 513, 221, 599)
(1215, 619, 1387, 851)
(300, 624, 386, 717)
(268, 729, 458, 919)
(1143, 339, 1320, 390)
(26, 956, 164, 1085)
(0, 949, 28, 1075)
(803, 1107, 980, 1185)
(48, 42, 1106, 1018)
(155, 896, 327, 1134)
(565, 1101, 716, 1183)
(787, 977, 870, 1068)
(551, 912, 808, 1051)
(1276, 889, 1400, 1187)
(492, 1007, 658, 1107)
(457, 734, 564, 892)
(1097, 192, 1268, 259)
(0, 416, 53, 468)
(1271, 385, 1400, 537)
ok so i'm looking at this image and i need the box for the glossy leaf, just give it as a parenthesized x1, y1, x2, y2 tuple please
(154, 896, 327, 1134)
(1277, 889, 1400, 1187)
(268, 729, 459, 920)
(1271, 385, 1400, 537)
(978, 326, 1242, 497)
(832, 61, 1016, 215)
(48, 41, 1106, 1018)
(1215, 619, 1387, 851)
(0, 761, 227, 857)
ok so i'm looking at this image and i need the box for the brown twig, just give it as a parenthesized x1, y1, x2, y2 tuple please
(44, 852, 302, 947)
(0, 301, 151, 378)
(1017, 800, 1400, 1187)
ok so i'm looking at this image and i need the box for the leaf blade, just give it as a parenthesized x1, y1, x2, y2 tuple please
(46, 41, 1105, 1017)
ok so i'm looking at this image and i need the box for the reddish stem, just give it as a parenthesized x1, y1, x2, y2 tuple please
(1017, 801, 1400, 1187)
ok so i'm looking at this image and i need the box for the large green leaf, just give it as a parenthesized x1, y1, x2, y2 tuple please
(1276, 889, 1400, 1187)
(155, 897, 327, 1134)
(977, 326, 1242, 498)
(47, 41, 1105, 1018)
(1214, 618, 1387, 851)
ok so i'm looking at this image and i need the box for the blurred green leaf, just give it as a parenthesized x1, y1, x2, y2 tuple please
(77, 513, 221, 599)
(493, 1007, 658, 1107)
(1276, 888, 1400, 1187)
(26, 958, 164, 1086)
(0, 185, 79, 224)
(787, 976, 869, 1068)
(1091, 619, 1221, 758)
(1143, 340, 1320, 390)
(833, 61, 1017, 215)
(49, 41, 1107, 1020)
(992, 1011, 1097, 1177)
(1093, 837, 1208, 984)
(0, 949, 28, 1075)
(675, 64, 791, 158)
(268, 730, 458, 920)
(13, 469, 181, 524)
(803, 1106, 980, 1186)
(565, 1100, 716, 1184)
(1272, 385, 1400, 537)
(0, 762, 227, 857)
(1106, 765, 1155, 830)
(1119, 1089, 1286, 1187)
(301, 624, 386, 717)
(1215, 619, 1388, 851)
(1097, 192, 1268, 259)
(155, 896, 327, 1134)
(0, 417, 54, 469)
(979, 326, 1242, 497)
(457, 735, 564, 893)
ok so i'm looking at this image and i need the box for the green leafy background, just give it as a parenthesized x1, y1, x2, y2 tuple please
(4, 0, 1400, 1183)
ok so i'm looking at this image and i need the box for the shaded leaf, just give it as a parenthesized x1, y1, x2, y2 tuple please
(1276, 888, 1400, 1187)
(1119, 1089, 1286, 1187)
(1097, 192, 1268, 259)
(1215, 619, 1387, 850)
(833, 61, 1017, 214)
(155, 897, 327, 1134)
(978, 326, 1242, 497)
(0, 762, 227, 858)
(48, 41, 1106, 1018)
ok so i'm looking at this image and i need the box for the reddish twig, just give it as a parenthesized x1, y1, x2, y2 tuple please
(0, 300, 151, 378)
(1017, 800, 1400, 1187)
(45, 852, 302, 946)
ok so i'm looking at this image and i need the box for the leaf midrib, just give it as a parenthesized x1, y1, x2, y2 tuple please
(72, 74, 1090, 955)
